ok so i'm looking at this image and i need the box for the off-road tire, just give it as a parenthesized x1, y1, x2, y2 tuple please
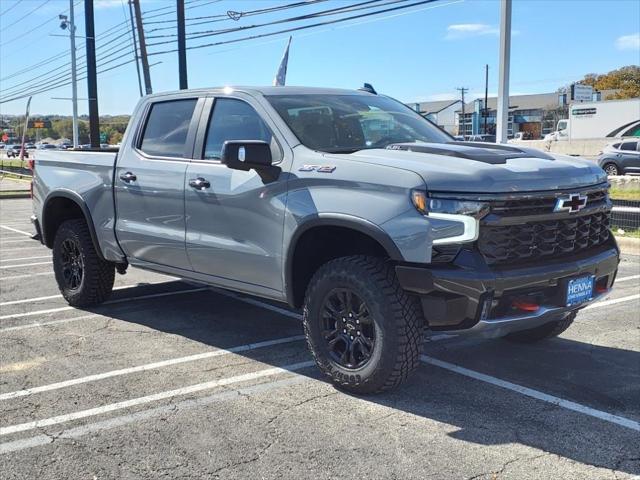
(52, 219, 115, 307)
(503, 312, 576, 343)
(302, 255, 425, 394)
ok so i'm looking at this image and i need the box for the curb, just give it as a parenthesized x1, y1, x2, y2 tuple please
(615, 236, 640, 256)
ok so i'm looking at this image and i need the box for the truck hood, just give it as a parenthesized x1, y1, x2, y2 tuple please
(327, 142, 607, 193)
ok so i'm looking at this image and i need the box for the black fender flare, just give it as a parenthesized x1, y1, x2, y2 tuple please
(42, 190, 105, 261)
(284, 214, 404, 306)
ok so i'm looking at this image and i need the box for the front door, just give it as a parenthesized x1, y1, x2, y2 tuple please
(115, 97, 202, 269)
(184, 96, 289, 294)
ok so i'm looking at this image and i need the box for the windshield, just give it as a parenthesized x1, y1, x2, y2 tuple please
(266, 94, 451, 153)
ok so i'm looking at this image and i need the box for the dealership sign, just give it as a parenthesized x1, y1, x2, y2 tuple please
(571, 84, 593, 102)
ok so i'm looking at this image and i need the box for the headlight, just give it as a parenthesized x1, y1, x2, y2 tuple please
(411, 191, 489, 219)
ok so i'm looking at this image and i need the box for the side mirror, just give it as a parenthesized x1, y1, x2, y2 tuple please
(221, 140, 272, 171)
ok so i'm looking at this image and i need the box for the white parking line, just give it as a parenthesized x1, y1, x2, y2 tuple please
(421, 356, 640, 432)
(616, 274, 640, 283)
(0, 225, 32, 236)
(213, 288, 302, 320)
(0, 239, 36, 244)
(0, 360, 314, 436)
(0, 271, 53, 281)
(0, 245, 47, 253)
(0, 314, 98, 333)
(0, 375, 308, 455)
(0, 261, 51, 269)
(0, 335, 305, 401)
(584, 293, 640, 310)
(0, 287, 208, 321)
(0, 280, 180, 307)
(0, 255, 50, 263)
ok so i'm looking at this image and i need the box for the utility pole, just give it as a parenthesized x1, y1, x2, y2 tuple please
(85, 0, 100, 148)
(60, 1, 80, 148)
(483, 64, 489, 136)
(456, 87, 468, 137)
(133, 0, 152, 95)
(128, 0, 143, 97)
(497, 0, 512, 143)
(177, 0, 188, 89)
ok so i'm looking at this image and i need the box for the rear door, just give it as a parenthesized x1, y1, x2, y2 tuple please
(114, 97, 203, 269)
(183, 95, 289, 294)
(619, 141, 640, 173)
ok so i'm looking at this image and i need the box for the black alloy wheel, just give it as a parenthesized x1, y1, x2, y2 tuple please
(60, 237, 84, 290)
(321, 288, 376, 369)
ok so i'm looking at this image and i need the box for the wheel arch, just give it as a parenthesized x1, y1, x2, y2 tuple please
(284, 215, 404, 308)
(42, 190, 105, 260)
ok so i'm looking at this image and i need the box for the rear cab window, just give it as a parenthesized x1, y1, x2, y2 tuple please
(139, 99, 197, 158)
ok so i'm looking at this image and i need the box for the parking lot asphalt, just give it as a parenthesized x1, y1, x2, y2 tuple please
(0, 198, 639, 479)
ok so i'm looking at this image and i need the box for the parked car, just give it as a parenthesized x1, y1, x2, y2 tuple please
(25, 143, 36, 150)
(6, 145, 28, 158)
(31, 86, 619, 394)
(597, 140, 640, 176)
(467, 134, 497, 143)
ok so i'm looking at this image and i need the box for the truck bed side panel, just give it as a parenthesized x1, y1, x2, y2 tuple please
(33, 150, 124, 262)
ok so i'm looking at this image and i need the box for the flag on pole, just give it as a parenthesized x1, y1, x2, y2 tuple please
(273, 36, 292, 87)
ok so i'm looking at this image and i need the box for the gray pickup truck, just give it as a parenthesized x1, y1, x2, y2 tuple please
(31, 86, 619, 394)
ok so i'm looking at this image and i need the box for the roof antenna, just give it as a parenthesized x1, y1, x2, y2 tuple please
(359, 83, 377, 94)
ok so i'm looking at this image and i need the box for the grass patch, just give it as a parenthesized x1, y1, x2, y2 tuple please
(0, 190, 30, 198)
(613, 229, 640, 239)
(610, 187, 640, 201)
(0, 159, 28, 169)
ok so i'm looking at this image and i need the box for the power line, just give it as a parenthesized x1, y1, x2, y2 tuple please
(0, 0, 24, 17)
(144, 0, 327, 29)
(148, 0, 438, 55)
(0, 0, 53, 34)
(0, 1, 83, 49)
(0, 19, 132, 85)
(147, 0, 397, 44)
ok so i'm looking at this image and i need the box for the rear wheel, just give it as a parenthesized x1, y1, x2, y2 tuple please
(303, 255, 424, 394)
(502, 312, 576, 343)
(603, 163, 620, 176)
(52, 219, 115, 307)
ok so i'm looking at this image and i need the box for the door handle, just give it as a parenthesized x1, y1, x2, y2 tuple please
(189, 177, 210, 190)
(119, 171, 137, 183)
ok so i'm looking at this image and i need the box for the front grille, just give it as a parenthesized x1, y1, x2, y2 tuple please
(490, 190, 607, 217)
(478, 212, 611, 265)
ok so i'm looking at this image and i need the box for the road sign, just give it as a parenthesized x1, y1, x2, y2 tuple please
(28, 120, 52, 129)
(99, 132, 107, 143)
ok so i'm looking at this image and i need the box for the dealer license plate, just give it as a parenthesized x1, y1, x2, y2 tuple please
(566, 275, 595, 307)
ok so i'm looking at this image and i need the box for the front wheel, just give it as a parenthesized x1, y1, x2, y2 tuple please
(53, 219, 115, 307)
(502, 312, 576, 343)
(302, 256, 424, 394)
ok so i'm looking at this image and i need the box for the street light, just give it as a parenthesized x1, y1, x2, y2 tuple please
(59, 6, 79, 148)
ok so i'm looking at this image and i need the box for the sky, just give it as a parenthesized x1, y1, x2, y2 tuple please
(0, 0, 639, 116)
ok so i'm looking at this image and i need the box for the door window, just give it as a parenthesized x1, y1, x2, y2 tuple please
(139, 99, 197, 158)
(619, 141, 637, 151)
(203, 98, 274, 160)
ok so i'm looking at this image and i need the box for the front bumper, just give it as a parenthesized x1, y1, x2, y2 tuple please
(395, 239, 620, 338)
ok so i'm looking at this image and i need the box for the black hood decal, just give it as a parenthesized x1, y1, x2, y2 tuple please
(386, 142, 555, 165)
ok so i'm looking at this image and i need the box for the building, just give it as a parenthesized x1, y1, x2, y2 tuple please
(411, 100, 462, 134)
(453, 89, 622, 139)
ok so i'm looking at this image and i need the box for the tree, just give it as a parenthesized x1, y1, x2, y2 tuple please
(575, 66, 640, 99)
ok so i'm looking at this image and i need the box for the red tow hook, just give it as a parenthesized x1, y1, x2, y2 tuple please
(512, 299, 540, 312)
(595, 284, 608, 294)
